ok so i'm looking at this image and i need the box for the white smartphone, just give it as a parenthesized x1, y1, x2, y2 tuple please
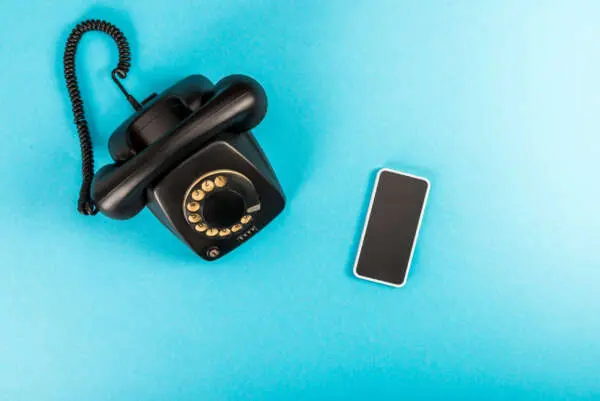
(353, 168, 430, 287)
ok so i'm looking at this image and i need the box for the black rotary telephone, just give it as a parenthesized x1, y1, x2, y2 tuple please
(63, 20, 285, 260)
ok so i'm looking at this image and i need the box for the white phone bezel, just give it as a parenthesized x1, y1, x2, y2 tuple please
(353, 168, 430, 288)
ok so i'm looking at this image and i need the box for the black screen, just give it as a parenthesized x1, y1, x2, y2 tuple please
(354, 169, 429, 287)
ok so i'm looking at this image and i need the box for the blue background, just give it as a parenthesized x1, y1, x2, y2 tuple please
(1, 0, 599, 399)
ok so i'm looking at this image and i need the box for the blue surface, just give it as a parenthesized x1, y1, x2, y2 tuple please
(1, 1, 599, 399)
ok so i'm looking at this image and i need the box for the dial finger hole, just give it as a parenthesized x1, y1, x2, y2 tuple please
(188, 214, 201, 223)
(195, 223, 208, 232)
(214, 175, 227, 188)
(187, 202, 200, 212)
(201, 180, 215, 192)
(191, 190, 205, 201)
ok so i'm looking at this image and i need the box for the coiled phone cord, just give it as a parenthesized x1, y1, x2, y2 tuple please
(63, 19, 140, 215)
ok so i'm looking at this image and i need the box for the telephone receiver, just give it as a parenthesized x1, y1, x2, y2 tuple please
(93, 75, 268, 219)
(63, 20, 285, 260)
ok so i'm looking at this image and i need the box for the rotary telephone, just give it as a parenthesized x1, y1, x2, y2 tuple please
(63, 20, 285, 260)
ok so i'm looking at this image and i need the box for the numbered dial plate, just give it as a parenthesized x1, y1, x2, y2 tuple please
(183, 170, 261, 239)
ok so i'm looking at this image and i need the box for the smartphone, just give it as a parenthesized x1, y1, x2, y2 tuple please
(353, 168, 430, 287)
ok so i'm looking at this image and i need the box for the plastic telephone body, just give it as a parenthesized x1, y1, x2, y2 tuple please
(91, 75, 285, 260)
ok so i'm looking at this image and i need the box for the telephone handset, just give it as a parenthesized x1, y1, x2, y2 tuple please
(63, 20, 285, 260)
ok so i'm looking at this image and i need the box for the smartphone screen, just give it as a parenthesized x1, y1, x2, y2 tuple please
(353, 168, 430, 287)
